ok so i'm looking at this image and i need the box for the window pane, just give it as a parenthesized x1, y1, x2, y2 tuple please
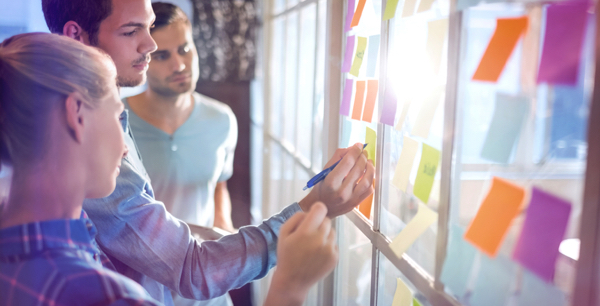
(377, 252, 431, 306)
(283, 12, 299, 146)
(269, 17, 286, 139)
(296, 3, 317, 164)
(334, 216, 372, 305)
(311, 0, 327, 170)
(267, 140, 283, 217)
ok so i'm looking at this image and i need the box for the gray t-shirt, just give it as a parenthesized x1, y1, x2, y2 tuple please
(125, 92, 237, 227)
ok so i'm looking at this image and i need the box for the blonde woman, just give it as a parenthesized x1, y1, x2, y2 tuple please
(0, 32, 339, 306)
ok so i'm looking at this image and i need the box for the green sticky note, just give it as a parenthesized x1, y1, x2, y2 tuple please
(365, 127, 377, 166)
(413, 298, 422, 306)
(413, 143, 440, 204)
(350, 37, 368, 77)
(383, 0, 400, 20)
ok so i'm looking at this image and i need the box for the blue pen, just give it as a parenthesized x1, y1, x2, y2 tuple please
(303, 143, 368, 191)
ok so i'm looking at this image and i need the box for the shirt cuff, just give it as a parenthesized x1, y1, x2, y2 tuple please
(279, 202, 302, 220)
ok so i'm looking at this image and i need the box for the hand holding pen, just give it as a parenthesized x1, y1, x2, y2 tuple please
(303, 143, 368, 191)
(297, 143, 374, 218)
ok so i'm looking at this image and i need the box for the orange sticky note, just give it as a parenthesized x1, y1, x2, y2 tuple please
(352, 81, 366, 120)
(358, 180, 376, 219)
(464, 177, 525, 257)
(362, 80, 379, 122)
(350, 0, 367, 28)
(472, 16, 528, 82)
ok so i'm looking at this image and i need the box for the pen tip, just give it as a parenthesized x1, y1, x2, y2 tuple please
(302, 186, 308, 191)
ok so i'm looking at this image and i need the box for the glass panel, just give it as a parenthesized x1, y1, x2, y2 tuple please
(311, 0, 327, 171)
(294, 165, 311, 205)
(284, 11, 299, 146)
(296, 3, 317, 164)
(377, 252, 432, 306)
(281, 151, 296, 208)
(270, 17, 286, 139)
(273, 0, 287, 16)
(267, 140, 283, 217)
(334, 216, 372, 305)
(441, 3, 595, 304)
(378, 0, 449, 277)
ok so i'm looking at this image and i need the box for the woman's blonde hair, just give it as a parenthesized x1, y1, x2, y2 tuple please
(0, 32, 117, 167)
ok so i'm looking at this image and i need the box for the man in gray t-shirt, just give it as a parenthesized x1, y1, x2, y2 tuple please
(125, 3, 236, 233)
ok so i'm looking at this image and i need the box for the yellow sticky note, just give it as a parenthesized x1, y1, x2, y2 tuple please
(390, 203, 438, 257)
(413, 143, 440, 204)
(365, 127, 377, 166)
(426, 18, 448, 76)
(392, 278, 413, 306)
(411, 86, 443, 139)
(392, 136, 419, 192)
(383, 0, 400, 20)
(417, 0, 435, 12)
(401, 0, 418, 17)
(350, 37, 367, 77)
(413, 298, 422, 306)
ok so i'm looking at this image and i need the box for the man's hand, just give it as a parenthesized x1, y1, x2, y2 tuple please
(264, 202, 338, 306)
(298, 143, 375, 218)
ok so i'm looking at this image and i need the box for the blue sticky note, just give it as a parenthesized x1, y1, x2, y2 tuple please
(440, 224, 477, 299)
(480, 94, 529, 163)
(470, 255, 516, 306)
(341, 117, 353, 148)
(366, 35, 380, 78)
(517, 270, 567, 306)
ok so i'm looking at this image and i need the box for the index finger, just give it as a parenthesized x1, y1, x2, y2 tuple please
(324, 144, 364, 187)
(322, 143, 363, 169)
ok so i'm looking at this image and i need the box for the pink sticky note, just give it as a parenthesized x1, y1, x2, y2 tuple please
(342, 36, 355, 72)
(340, 79, 353, 116)
(513, 187, 571, 282)
(537, 2, 588, 85)
(345, 0, 355, 32)
(380, 80, 397, 126)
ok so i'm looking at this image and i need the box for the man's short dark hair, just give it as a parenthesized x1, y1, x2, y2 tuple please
(42, 0, 113, 45)
(151, 2, 191, 33)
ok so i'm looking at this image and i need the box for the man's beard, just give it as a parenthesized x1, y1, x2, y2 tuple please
(117, 74, 145, 87)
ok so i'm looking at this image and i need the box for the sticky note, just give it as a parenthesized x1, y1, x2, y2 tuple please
(411, 86, 443, 139)
(350, 36, 368, 77)
(464, 177, 525, 257)
(390, 203, 438, 257)
(358, 180, 375, 219)
(350, 0, 366, 28)
(392, 136, 419, 192)
(417, 0, 435, 13)
(342, 36, 355, 73)
(392, 278, 412, 306)
(401, 0, 417, 18)
(383, 0, 400, 20)
(362, 80, 379, 123)
(517, 270, 567, 306)
(413, 143, 440, 204)
(440, 224, 477, 298)
(472, 16, 528, 82)
(471, 255, 516, 306)
(537, 2, 588, 85)
(340, 117, 353, 148)
(345, 0, 355, 32)
(380, 80, 398, 126)
(426, 18, 448, 76)
(340, 79, 353, 116)
(366, 35, 380, 78)
(413, 298, 422, 306)
(365, 127, 377, 165)
(480, 94, 529, 163)
(513, 187, 571, 282)
(352, 81, 366, 120)
(395, 99, 411, 131)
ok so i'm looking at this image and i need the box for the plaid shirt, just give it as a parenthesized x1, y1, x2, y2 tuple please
(0, 213, 160, 306)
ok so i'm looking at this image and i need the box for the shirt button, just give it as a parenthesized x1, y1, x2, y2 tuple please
(171, 144, 178, 152)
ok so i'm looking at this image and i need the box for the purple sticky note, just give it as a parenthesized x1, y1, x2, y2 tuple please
(513, 187, 572, 282)
(340, 79, 353, 116)
(537, 2, 588, 85)
(379, 80, 397, 126)
(345, 0, 355, 32)
(342, 36, 355, 72)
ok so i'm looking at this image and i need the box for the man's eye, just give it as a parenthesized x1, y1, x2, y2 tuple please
(123, 30, 137, 36)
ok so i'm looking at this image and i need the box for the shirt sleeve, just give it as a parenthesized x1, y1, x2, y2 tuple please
(217, 106, 238, 182)
(83, 157, 301, 300)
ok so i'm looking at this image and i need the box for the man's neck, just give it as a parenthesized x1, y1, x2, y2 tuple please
(128, 90, 195, 135)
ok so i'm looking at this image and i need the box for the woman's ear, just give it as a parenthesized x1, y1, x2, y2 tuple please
(64, 92, 86, 144)
(63, 21, 91, 45)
